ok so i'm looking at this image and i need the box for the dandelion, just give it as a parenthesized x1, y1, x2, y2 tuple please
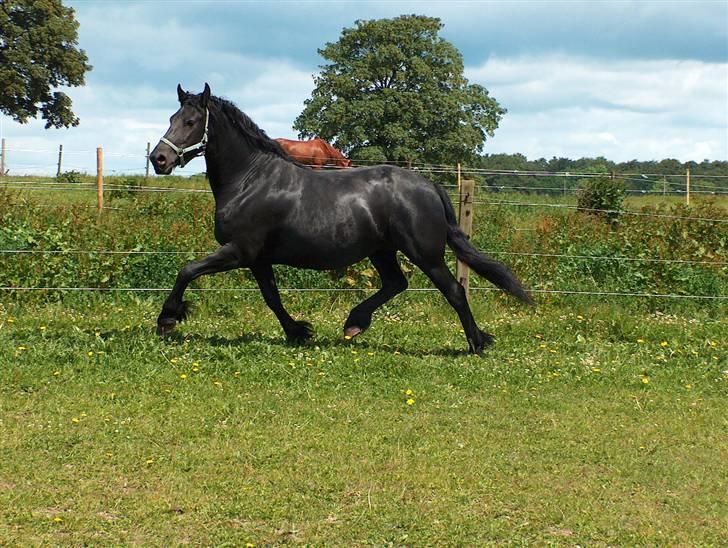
(53, 516, 63, 523)
(87, 351, 94, 357)
(709, 341, 717, 347)
(404, 389, 413, 396)
(71, 417, 79, 423)
(591, 367, 601, 373)
(637, 338, 646, 344)
(641, 376, 650, 384)
(406, 398, 415, 406)
(180, 374, 187, 380)
(660, 341, 669, 347)
(245, 543, 256, 548)
(40, 326, 47, 331)
(145, 458, 154, 465)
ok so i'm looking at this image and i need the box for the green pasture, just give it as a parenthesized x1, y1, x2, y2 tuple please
(0, 177, 726, 544)
(1, 294, 726, 545)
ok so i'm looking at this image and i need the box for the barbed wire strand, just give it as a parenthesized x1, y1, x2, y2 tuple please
(1, 248, 725, 266)
(0, 285, 724, 300)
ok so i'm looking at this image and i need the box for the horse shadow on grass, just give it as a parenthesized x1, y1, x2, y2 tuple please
(159, 328, 469, 358)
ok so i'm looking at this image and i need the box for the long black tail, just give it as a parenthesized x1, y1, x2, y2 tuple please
(433, 183, 535, 305)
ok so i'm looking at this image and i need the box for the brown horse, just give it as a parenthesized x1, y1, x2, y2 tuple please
(275, 137, 352, 168)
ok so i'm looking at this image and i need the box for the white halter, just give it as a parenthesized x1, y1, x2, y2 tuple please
(159, 108, 209, 167)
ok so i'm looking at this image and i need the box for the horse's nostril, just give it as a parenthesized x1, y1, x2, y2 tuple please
(155, 155, 166, 166)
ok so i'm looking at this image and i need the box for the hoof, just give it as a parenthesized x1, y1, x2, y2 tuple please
(344, 326, 364, 340)
(156, 321, 176, 338)
(285, 320, 314, 343)
(468, 331, 494, 355)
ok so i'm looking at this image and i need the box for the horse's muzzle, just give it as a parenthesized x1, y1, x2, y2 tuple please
(149, 142, 178, 175)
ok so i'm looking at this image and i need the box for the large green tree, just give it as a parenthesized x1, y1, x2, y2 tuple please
(294, 15, 505, 166)
(0, 0, 91, 128)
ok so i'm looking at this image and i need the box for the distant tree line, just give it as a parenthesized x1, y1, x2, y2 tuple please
(468, 154, 728, 194)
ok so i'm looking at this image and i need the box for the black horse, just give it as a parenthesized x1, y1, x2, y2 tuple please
(149, 84, 533, 354)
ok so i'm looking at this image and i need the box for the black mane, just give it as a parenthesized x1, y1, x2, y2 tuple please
(188, 93, 293, 162)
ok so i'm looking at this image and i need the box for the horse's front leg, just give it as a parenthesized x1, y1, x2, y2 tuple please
(157, 243, 242, 337)
(250, 263, 313, 342)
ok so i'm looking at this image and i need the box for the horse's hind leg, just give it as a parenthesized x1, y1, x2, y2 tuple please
(344, 250, 408, 339)
(250, 263, 313, 342)
(418, 260, 493, 354)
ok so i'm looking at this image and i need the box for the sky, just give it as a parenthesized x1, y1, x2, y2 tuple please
(2, 0, 727, 176)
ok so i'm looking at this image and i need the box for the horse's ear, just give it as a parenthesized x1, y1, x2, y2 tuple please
(177, 84, 187, 104)
(201, 83, 211, 108)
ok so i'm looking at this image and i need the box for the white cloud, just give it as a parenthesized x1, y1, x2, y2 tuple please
(0, 61, 314, 176)
(468, 55, 728, 161)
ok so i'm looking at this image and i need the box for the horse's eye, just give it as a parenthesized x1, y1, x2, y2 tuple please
(184, 120, 195, 127)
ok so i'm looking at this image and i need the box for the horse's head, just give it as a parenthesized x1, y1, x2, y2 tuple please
(149, 83, 211, 175)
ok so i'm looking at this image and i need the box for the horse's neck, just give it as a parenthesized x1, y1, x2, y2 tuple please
(205, 135, 259, 200)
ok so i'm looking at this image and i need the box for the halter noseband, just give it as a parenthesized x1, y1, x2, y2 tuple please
(159, 108, 209, 167)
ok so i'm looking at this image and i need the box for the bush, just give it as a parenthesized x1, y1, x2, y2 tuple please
(577, 176, 626, 219)
(55, 170, 84, 185)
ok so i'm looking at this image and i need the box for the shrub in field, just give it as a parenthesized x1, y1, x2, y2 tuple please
(577, 176, 626, 219)
(55, 170, 84, 185)
(108, 176, 144, 199)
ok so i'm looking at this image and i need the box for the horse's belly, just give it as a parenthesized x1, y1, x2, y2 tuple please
(262, 228, 379, 270)
(267, 242, 372, 270)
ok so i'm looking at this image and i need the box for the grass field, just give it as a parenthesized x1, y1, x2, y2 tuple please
(1, 177, 726, 544)
(1, 292, 726, 545)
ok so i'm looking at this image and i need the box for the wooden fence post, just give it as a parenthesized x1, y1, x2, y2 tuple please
(96, 147, 104, 212)
(0, 138, 6, 178)
(145, 142, 151, 179)
(686, 168, 691, 206)
(56, 144, 63, 177)
(456, 178, 475, 297)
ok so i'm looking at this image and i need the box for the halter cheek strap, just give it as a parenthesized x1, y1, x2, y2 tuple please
(160, 108, 209, 167)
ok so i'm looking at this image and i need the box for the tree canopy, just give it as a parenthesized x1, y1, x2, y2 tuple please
(0, 0, 91, 128)
(293, 15, 505, 166)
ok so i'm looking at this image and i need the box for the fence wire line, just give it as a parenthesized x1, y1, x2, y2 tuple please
(1, 248, 725, 266)
(2, 183, 726, 223)
(0, 285, 724, 300)
(2, 173, 723, 194)
(473, 200, 728, 223)
(4, 143, 728, 179)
